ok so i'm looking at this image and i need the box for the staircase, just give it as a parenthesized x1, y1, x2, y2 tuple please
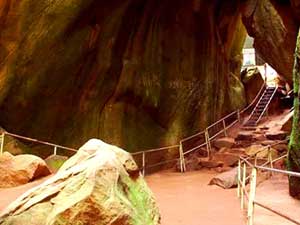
(244, 86, 277, 127)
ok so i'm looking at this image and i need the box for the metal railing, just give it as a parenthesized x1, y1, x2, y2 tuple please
(130, 110, 241, 175)
(0, 83, 267, 176)
(131, 83, 266, 175)
(256, 86, 278, 124)
(116, 82, 266, 175)
(237, 140, 300, 225)
(240, 84, 266, 115)
(0, 132, 77, 156)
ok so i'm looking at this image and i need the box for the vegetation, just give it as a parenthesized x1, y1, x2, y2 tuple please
(288, 28, 300, 199)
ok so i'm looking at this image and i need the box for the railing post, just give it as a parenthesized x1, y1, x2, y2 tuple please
(179, 142, 186, 173)
(237, 110, 241, 122)
(268, 146, 274, 176)
(0, 133, 5, 155)
(237, 159, 241, 198)
(222, 119, 227, 137)
(54, 146, 57, 155)
(142, 151, 146, 176)
(241, 162, 246, 210)
(247, 167, 257, 225)
(205, 129, 211, 159)
(254, 154, 258, 166)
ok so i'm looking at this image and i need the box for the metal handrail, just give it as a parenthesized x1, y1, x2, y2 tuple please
(0, 82, 267, 176)
(238, 140, 300, 225)
(254, 201, 300, 225)
(181, 131, 205, 143)
(134, 83, 266, 165)
(255, 166, 300, 178)
(246, 87, 268, 123)
(241, 84, 266, 114)
(256, 86, 278, 124)
(183, 142, 207, 155)
(132, 145, 179, 155)
(2, 132, 77, 153)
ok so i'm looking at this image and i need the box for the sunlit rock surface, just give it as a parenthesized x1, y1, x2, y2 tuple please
(0, 139, 160, 225)
(0, 152, 50, 188)
(241, 0, 299, 82)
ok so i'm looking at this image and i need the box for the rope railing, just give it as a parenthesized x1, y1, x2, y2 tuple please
(237, 140, 300, 225)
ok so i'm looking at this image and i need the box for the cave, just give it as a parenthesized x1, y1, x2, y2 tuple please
(1, 0, 300, 224)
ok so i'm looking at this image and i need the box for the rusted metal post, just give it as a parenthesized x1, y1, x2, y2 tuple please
(142, 151, 146, 176)
(247, 167, 257, 225)
(0, 133, 4, 155)
(222, 119, 227, 137)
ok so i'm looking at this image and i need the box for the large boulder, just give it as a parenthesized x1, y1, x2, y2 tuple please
(245, 144, 278, 159)
(0, 152, 51, 188)
(209, 168, 238, 189)
(236, 131, 254, 141)
(213, 137, 235, 149)
(265, 131, 288, 140)
(212, 153, 239, 167)
(0, 139, 160, 225)
(241, 67, 264, 105)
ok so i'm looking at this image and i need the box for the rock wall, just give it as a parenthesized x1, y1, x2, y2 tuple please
(241, 0, 299, 82)
(0, 0, 246, 151)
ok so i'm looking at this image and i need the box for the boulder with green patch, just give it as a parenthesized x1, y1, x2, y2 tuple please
(0, 139, 161, 225)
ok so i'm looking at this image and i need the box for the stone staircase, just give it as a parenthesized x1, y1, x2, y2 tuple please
(244, 86, 277, 127)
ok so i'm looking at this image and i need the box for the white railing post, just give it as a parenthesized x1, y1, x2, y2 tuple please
(180, 142, 186, 172)
(268, 146, 274, 176)
(237, 159, 241, 198)
(222, 119, 227, 137)
(54, 146, 57, 155)
(237, 110, 241, 122)
(205, 129, 211, 159)
(241, 162, 246, 209)
(0, 133, 5, 155)
(247, 167, 257, 225)
(254, 154, 258, 166)
(142, 151, 146, 176)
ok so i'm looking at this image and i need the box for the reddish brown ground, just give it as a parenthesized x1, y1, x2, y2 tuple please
(1, 171, 300, 225)
(146, 170, 245, 225)
(254, 174, 300, 225)
(0, 170, 245, 224)
(0, 176, 51, 212)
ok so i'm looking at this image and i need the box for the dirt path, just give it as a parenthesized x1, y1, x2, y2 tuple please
(0, 176, 51, 212)
(254, 174, 300, 225)
(146, 170, 245, 225)
(0, 171, 245, 225)
(1, 171, 299, 225)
